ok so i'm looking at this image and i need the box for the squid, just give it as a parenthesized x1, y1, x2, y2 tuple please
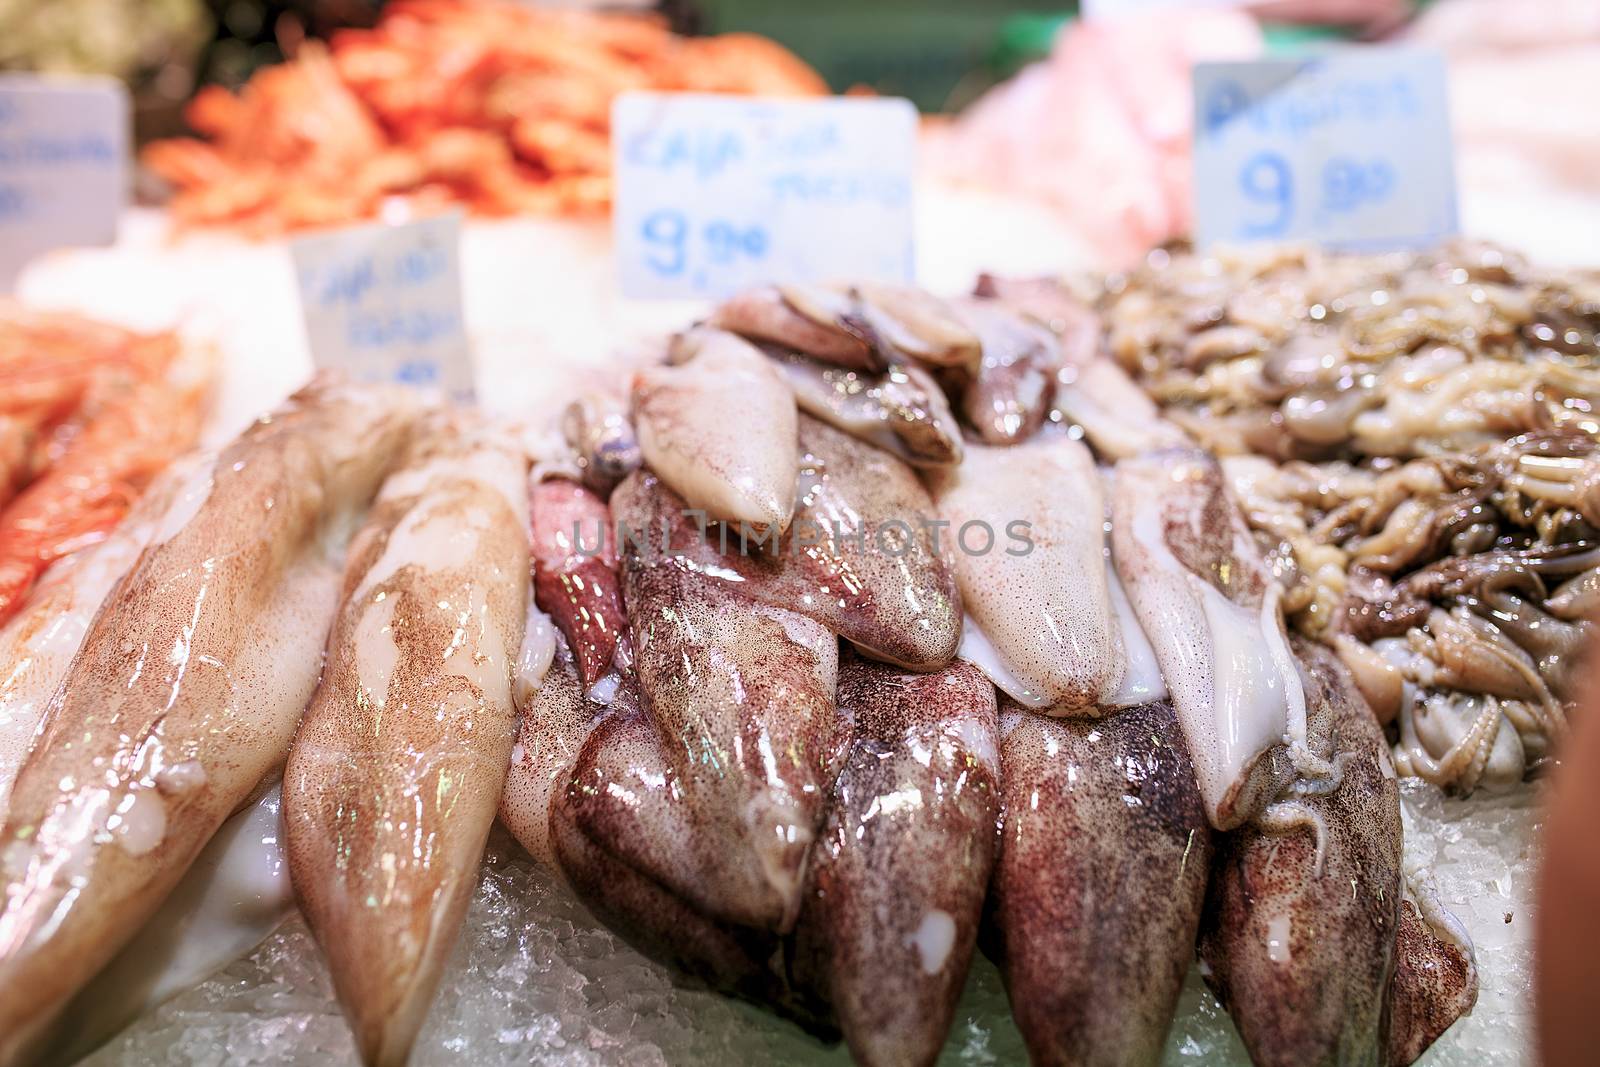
(932, 434, 1124, 712)
(608, 469, 846, 931)
(46, 785, 293, 1064)
(1386, 881, 1479, 1067)
(1197, 641, 1403, 1067)
(953, 298, 1061, 445)
(1112, 447, 1318, 830)
(792, 657, 1000, 1067)
(0, 456, 200, 818)
(560, 391, 641, 494)
(283, 414, 529, 1067)
(708, 285, 878, 371)
(629, 414, 961, 671)
(987, 699, 1211, 1067)
(0, 377, 419, 1065)
(633, 327, 798, 533)
(772, 352, 964, 469)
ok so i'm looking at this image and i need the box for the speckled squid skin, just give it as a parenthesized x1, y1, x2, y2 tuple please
(0, 456, 198, 821)
(620, 415, 961, 671)
(611, 468, 847, 932)
(1198, 640, 1403, 1067)
(986, 699, 1211, 1067)
(499, 645, 598, 871)
(1386, 898, 1478, 1067)
(792, 656, 1000, 1067)
(283, 414, 529, 1067)
(549, 704, 800, 1012)
(0, 378, 419, 1066)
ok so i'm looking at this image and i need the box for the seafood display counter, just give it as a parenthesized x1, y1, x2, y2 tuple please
(0, 223, 1571, 1067)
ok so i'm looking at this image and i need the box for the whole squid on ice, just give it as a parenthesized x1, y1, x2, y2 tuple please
(1198, 641, 1403, 1067)
(608, 468, 846, 930)
(792, 656, 1000, 1067)
(284, 415, 529, 1067)
(634, 327, 798, 533)
(626, 414, 961, 670)
(0, 456, 200, 818)
(932, 434, 1125, 711)
(987, 700, 1211, 1067)
(0, 377, 418, 1065)
(1112, 447, 1314, 830)
(775, 283, 983, 374)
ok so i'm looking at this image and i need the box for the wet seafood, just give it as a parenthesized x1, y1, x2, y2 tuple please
(987, 699, 1211, 1067)
(0, 457, 198, 818)
(1197, 641, 1403, 1067)
(953, 297, 1061, 445)
(634, 327, 799, 533)
(608, 470, 845, 930)
(932, 434, 1122, 711)
(1112, 448, 1316, 829)
(283, 414, 528, 1067)
(990, 241, 1600, 793)
(0, 378, 417, 1064)
(144, 0, 826, 234)
(0, 308, 210, 625)
(0, 261, 1515, 1067)
(791, 657, 999, 1067)
(772, 353, 964, 468)
(528, 477, 625, 687)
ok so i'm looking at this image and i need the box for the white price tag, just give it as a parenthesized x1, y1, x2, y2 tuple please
(612, 93, 917, 299)
(0, 75, 128, 289)
(290, 213, 474, 401)
(1193, 49, 1458, 251)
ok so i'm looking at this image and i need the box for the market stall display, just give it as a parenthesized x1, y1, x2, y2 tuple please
(0, 1, 1595, 1064)
(7, 248, 1579, 1065)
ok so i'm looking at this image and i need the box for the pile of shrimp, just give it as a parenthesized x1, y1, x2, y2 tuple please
(142, 0, 829, 236)
(0, 304, 210, 625)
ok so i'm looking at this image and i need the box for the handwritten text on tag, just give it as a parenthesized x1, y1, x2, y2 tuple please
(290, 213, 474, 401)
(1193, 49, 1457, 251)
(612, 93, 917, 299)
(0, 75, 128, 289)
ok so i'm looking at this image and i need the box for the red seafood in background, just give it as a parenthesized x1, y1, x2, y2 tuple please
(0, 305, 211, 626)
(142, 0, 829, 236)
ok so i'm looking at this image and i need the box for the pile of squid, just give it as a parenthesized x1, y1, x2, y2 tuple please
(0, 274, 1484, 1067)
(1061, 240, 1600, 795)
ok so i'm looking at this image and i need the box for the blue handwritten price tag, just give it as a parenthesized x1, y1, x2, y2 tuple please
(612, 93, 916, 299)
(0, 75, 128, 289)
(1193, 49, 1458, 250)
(291, 213, 474, 400)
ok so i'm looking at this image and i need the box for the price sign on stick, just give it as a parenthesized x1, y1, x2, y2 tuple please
(291, 213, 475, 401)
(0, 75, 128, 290)
(612, 93, 917, 299)
(1192, 49, 1457, 250)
